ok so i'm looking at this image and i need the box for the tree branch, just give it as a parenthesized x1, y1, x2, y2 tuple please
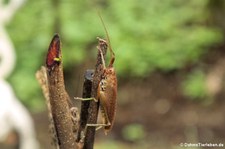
(80, 38, 108, 149)
(37, 35, 108, 149)
(37, 34, 77, 149)
(36, 66, 60, 149)
(76, 69, 94, 148)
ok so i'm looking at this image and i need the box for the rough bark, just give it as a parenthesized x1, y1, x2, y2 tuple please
(43, 34, 77, 149)
(76, 69, 94, 143)
(81, 38, 108, 149)
(36, 66, 60, 149)
(37, 35, 108, 149)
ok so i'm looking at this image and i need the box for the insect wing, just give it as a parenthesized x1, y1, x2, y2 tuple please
(99, 72, 117, 133)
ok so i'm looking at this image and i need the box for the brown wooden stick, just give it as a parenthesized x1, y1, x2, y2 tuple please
(76, 69, 94, 148)
(45, 34, 77, 149)
(36, 66, 60, 149)
(81, 38, 108, 149)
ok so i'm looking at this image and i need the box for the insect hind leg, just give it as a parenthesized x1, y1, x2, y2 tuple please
(86, 122, 111, 131)
(80, 122, 111, 142)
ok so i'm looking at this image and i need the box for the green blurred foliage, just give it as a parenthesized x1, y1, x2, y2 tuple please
(182, 70, 208, 101)
(122, 123, 145, 142)
(5, 0, 223, 110)
(107, 0, 222, 76)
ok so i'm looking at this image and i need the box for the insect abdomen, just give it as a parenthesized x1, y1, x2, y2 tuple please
(98, 68, 117, 134)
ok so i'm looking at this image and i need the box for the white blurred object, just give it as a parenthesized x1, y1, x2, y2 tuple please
(0, 26, 16, 79)
(0, 79, 39, 149)
(0, 0, 27, 79)
(0, 0, 26, 24)
(0, 0, 40, 149)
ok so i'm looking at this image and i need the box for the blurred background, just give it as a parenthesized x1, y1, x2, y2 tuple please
(1, 0, 225, 148)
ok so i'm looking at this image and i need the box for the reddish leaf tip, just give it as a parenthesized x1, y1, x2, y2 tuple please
(53, 33, 60, 40)
(46, 34, 61, 68)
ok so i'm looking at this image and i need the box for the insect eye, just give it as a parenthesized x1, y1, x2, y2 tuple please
(108, 68, 114, 73)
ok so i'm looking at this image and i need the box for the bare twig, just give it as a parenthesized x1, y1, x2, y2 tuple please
(36, 66, 49, 102)
(36, 66, 60, 149)
(80, 38, 108, 149)
(37, 35, 108, 149)
(76, 69, 94, 148)
(42, 34, 77, 149)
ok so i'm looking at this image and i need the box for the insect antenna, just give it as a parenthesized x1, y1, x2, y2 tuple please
(98, 12, 115, 68)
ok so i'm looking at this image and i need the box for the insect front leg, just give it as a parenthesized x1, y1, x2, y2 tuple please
(74, 97, 98, 102)
(97, 45, 106, 69)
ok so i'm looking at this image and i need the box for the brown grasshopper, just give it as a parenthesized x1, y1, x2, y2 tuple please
(75, 14, 117, 136)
